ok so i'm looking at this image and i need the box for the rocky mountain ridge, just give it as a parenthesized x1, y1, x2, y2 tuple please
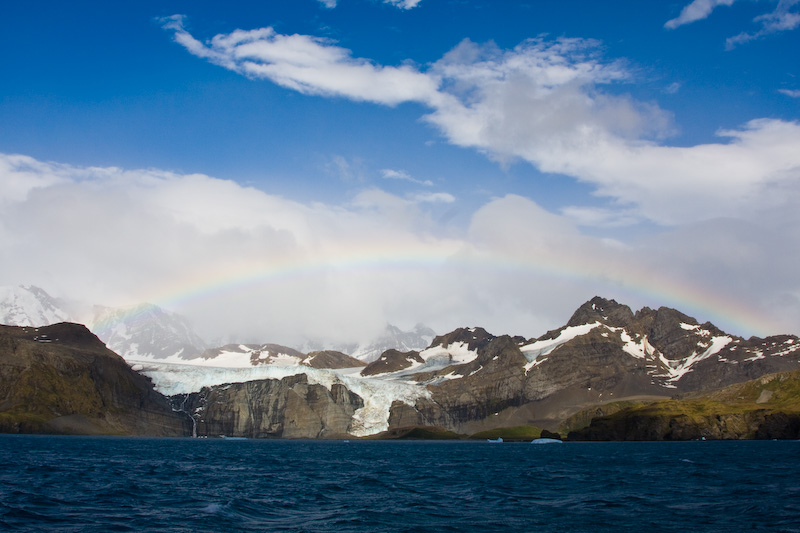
(567, 369, 800, 440)
(139, 296, 800, 438)
(3, 294, 800, 439)
(0, 322, 189, 435)
(378, 297, 800, 434)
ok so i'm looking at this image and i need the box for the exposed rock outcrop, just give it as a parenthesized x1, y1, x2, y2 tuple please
(568, 370, 800, 440)
(0, 323, 189, 436)
(361, 349, 424, 376)
(381, 297, 800, 435)
(304, 350, 366, 369)
(177, 374, 364, 438)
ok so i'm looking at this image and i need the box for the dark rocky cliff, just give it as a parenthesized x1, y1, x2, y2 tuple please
(177, 373, 364, 438)
(0, 323, 189, 436)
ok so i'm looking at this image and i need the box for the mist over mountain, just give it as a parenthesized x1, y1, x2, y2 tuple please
(91, 303, 209, 361)
(0, 286, 209, 361)
(0, 286, 73, 328)
(298, 324, 436, 363)
(0, 285, 436, 365)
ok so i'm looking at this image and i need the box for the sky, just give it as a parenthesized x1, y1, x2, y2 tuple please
(1, 0, 799, 346)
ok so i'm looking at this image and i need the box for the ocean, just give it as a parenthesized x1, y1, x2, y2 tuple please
(1, 435, 798, 532)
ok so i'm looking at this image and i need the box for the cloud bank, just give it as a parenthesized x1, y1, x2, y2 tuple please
(1, 153, 798, 345)
(163, 19, 800, 228)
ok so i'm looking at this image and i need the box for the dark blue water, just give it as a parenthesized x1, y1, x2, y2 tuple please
(1, 436, 799, 532)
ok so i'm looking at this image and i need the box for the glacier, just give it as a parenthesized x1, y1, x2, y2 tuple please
(133, 360, 430, 437)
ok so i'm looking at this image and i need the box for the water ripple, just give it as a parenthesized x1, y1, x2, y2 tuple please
(1, 437, 799, 531)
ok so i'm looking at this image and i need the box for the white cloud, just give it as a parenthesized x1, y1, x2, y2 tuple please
(150, 22, 800, 337)
(1, 154, 798, 342)
(0, 153, 70, 205)
(726, 0, 800, 48)
(411, 192, 455, 203)
(559, 206, 640, 228)
(380, 168, 434, 186)
(327, 155, 366, 184)
(665, 0, 737, 29)
(424, 40, 800, 226)
(495, 118, 800, 226)
(780, 88, 800, 98)
(161, 16, 444, 107)
(384, 0, 423, 8)
(163, 21, 800, 229)
(663, 0, 800, 47)
(317, 0, 420, 9)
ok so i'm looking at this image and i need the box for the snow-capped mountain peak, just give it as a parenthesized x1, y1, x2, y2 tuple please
(0, 285, 73, 327)
(91, 303, 207, 361)
(0, 285, 208, 361)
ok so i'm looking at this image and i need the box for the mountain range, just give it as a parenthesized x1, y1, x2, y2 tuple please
(2, 287, 799, 440)
(0, 285, 434, 365)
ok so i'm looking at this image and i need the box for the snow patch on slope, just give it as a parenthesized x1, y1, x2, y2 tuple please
(664, 335, 734, 383)
(520, 322, 601, 373)
(410, 341, 480, 375)
(618, 330, 658, 360)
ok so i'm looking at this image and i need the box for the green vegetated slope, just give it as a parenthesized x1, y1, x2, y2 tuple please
(469, 426, 544, 441)
(370, 424, 548, 441)
(567, 370, 800, 440)
(366, 426, 466, 440)
(0, 323, 189, 436)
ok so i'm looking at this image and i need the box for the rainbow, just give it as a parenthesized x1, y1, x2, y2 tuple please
(109, 240, 786, 340)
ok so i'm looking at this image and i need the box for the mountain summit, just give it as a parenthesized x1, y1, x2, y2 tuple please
(0, 285, 72, 327)
(0, 285, 208, 361)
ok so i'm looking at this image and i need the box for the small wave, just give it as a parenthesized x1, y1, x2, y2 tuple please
(201, 502, 225, 514)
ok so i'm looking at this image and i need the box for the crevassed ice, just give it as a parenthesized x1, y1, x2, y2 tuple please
(135, 361, 429, 437)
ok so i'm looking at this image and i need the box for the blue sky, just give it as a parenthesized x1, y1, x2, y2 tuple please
(1, 0, 799, 345)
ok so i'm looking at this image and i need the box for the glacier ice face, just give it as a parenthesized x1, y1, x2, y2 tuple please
(133, 360, 430, 437)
